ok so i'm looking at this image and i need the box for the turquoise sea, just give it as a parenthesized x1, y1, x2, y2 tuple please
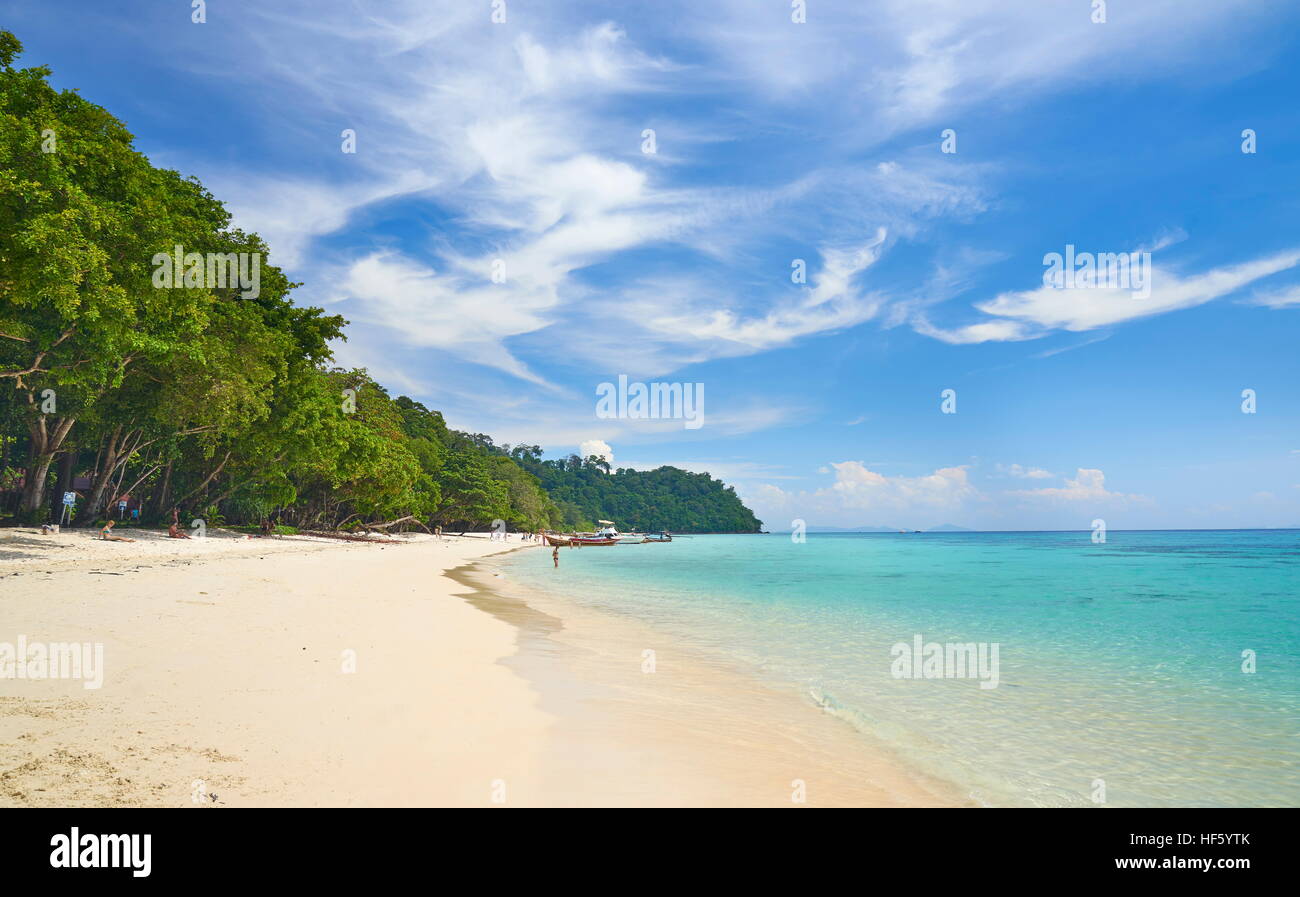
(505, 530, 1300, 807)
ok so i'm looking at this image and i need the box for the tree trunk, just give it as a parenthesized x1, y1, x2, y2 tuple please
(155, 460, 173, 517)
(20, 453, 55, 517)
(20, 413, 76, 517)
(81, 424, 123, 523)
(52, 449, 76, 516)
(111, 446, 131, 499)
(120, 462, 161, 509)
(174, 450, 231, 511)
(0, 434, 9, 514)
(90, 432, 104, 482)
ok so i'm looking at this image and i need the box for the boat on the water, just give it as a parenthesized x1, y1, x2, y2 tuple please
(546, 522, 672, 547)
(568, 535, 619, 546)
(544, 522, 624, 546)
(570, 521, 625, 545)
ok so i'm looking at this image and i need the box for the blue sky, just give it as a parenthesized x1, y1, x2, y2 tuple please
(7, 0, 1300, 529)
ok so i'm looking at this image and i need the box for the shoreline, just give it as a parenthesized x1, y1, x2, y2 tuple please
(1, 528, 963, 807)
(456, 553, 967, 807)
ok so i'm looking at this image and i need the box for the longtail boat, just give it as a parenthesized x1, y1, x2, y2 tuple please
(569, 522, 624, 546)
(568, 534, 619, 546)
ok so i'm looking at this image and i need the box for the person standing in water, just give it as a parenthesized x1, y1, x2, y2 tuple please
(552, 546, 560, 568)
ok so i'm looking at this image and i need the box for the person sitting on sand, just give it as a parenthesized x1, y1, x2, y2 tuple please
(168, 522, 192, 540)
(100, 520, 135, 543)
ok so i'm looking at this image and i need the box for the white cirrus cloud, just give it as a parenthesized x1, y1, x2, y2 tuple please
(1247, 283, 1300, 309)
(695, 0, 1277, 133)
(918, 247, 1300, 344)
(117, 0, 1295, 446)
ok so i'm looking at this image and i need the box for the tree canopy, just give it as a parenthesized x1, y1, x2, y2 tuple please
(0, 31, 762, 535)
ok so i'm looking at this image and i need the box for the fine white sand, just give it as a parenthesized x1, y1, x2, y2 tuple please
(1, 526, 961, 807)
(1, 527, 550, 807)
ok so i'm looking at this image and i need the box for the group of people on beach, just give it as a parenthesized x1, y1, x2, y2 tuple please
(96, 507, 194, 543)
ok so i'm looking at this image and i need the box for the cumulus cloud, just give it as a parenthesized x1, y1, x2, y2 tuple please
(579, 439, 614, 465)
(1011, 468, 1148, 505)
(750, 462, 980, 525)
(744, 463, 1160, 528)
(828, 462, 977, 507)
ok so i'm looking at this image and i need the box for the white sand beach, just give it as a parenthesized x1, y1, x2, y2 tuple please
(0, 527, 961, 807)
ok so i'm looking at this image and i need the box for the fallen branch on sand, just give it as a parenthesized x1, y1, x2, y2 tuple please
(355, 515, 431, 535)
(299, 530, 406, 544)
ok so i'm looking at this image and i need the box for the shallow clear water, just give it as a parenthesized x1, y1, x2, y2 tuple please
(505, 531, 1300, 807)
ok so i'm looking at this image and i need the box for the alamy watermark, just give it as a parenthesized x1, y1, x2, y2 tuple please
(1, 635, 104, 689)
(596, 375, 703, 430)
(1043, 244, 1150, 299)
(50, 828, 150, 877)
(151, 245, 261, 299)
(890, 633, 1000, 689)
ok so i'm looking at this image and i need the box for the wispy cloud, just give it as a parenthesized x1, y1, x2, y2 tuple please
(919, 247, 1300, 344)
(997, 464, 1054, 480)
(71, 0, 1297, 505)
(1246, 283, 1300, 309)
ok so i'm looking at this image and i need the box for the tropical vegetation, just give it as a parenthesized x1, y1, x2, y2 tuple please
(0, 32, 762, 535)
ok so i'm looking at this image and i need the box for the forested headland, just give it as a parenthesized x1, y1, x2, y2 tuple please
(0, 32, 762, 535)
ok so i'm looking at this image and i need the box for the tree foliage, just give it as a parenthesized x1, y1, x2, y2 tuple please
(0, 32, 762, 534)
(514, 453, 763, 533)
